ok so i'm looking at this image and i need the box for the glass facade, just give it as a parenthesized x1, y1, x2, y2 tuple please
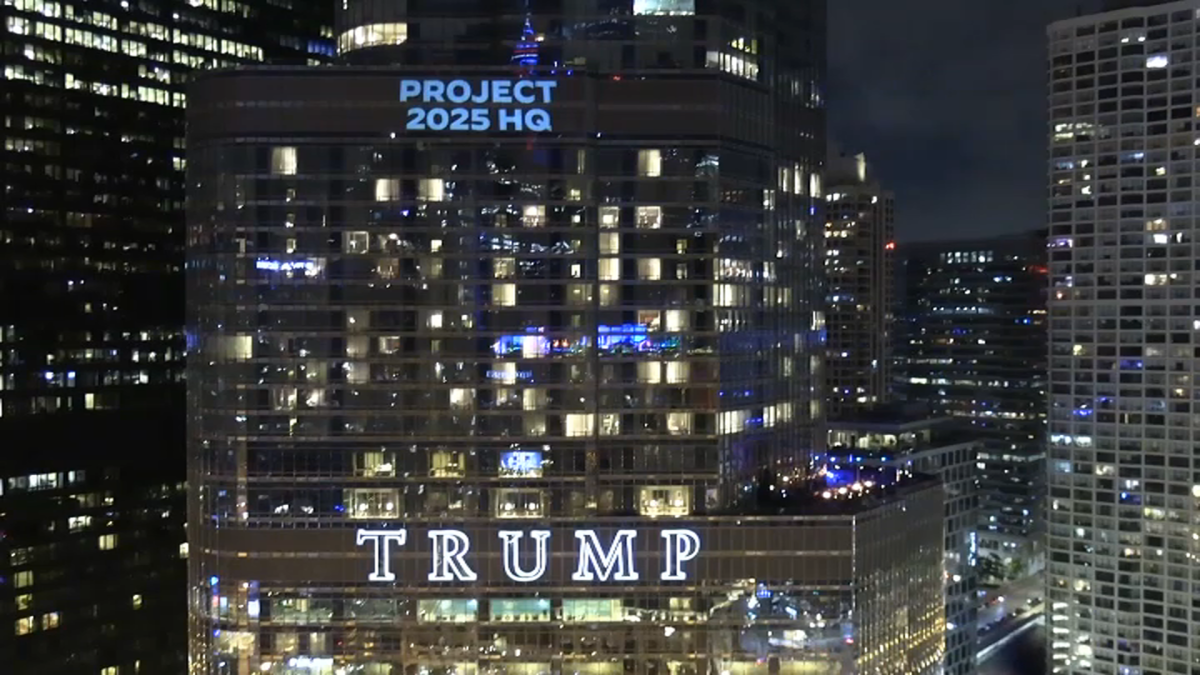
(824, 151, 894, 417)
(896, 232, 1048, 574)
(178, 1, 954, 674)
(0, 0, 332, 418)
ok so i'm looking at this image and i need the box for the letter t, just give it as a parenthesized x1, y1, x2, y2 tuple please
(357, 529, 408, 582)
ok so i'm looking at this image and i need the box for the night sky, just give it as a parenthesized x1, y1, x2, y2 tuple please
(828, 0, 1104, 242)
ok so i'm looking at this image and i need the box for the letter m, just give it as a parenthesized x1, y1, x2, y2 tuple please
(572, 530, 639, 581)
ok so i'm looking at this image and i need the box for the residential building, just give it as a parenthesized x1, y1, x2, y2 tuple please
(824, 148, 895, 416)
(1048, 3, 1200, 672)
(828, 408, 980, 675)
(896, 232, 1048, 575)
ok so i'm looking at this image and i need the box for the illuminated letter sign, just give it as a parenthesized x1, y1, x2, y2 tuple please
(660, 529, 701, 580)
(356, 529, 407, 582)
(400, 79, 558, 133)
(572, 530, 639, 582)
(498, 530, 551, 582)
(428, 530, 478, 581)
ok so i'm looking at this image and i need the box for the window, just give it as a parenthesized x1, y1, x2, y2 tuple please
(493, 283, 517, 307)
(270, 147, 297, 175)
(664, 310, 689, 332)
(344, 231, 369, 254)
(638, 361, 662, 384)
(637, 149, 662, 177)
(98, 534, 117, 550)
(132, 594, 143, 610)
(418, 178, 444, 202)
(40, 612, 59, 630)
(637, 258, 662, 280)
(493, 257, 516, 279)
(374, 178, 400, 202)
(638, 486, 690, 517)
(667, 412, 693, 435)
(102, 668, 119, 675)
(14, 571, 34, 589)
(599, 258, 620, 281)
(522, 205, 545, 227)
(14, 617, 35, 636)
(430, 451, 464, 477)
(416, 598, 476, 623)
(345, 489, 400, 518)
(599, 206, 619, 228)
(357, 451, 395, 477)
(635, 206, 662, 229)
(494, 488, 546, 518)
(490, 598, 551, 622)
(68, 515, 92, 532)
(565, 413, 594, 437)
(600, 232, 620, 254)
(562, 598, 621, 622)
(599, 413, 620, 436)
(338, 22, 407, 54)
(426, 311, 443, 329)
(15, 595, 32, 611)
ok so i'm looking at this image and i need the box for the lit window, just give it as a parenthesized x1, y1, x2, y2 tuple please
(1146, 54, 1169, 69)
(15, 595, 31, 611)
(40, 612, 59, 630)
(494, 488, 546, 518)
(337, 22, 407, 54)
(418, 178, 444, 202)
(14, 616, 35, 636)
(178, 543, 189, 559)
(357, 451, 396, 477)
(522, 205, 545, 227)
(493, 257, 516, 279)
(634, 0, 694, 15)
(638, 361, 662, 384)
(430, 451, 464, 477)
(270, 146, 297, 175)
(599, 258, 621, 281)
(599, 206, 620, 228)
(638, 486, 691, 517)
(427, 311, 443, 329)
(635, 205, 662, 229)
(637, 258, 662, 280)
(666, 412, 693, 435)
(374, 178, 400, 202)
(416, 598, 477, 623)
(493, 283, 517, 307)
(132, 595, 143, 610)
(344, 231, 369, 254)
(14, 571, 33, 589)
(638, 149, 662, 177)
(665, 362, 690, 384)
(565, 413, 594, 437)
(98, 534, 117, 550)
(599, 232, 620, 255)
(345, 489, 400, 519)
(599, 413, 620, 436)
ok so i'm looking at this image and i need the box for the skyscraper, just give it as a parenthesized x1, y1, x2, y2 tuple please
(897, 232, 1048, 576)
(187, 2, 947, 673)
(824, 148, 895, 417)
(1, 0, 332, 418)
(1048, 3, 1200, 673)
(1, 1, 331, 672)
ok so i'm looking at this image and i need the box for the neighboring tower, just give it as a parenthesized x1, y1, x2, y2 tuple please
(1048, 3, 1200, 673)
(0, 2, 331, 673)
(824, 148, 895, 417)
(897, 232, 1048, 578)
(188, 1, 944, 673)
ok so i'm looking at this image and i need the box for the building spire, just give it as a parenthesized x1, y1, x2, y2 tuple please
(511, 0, 539, 68)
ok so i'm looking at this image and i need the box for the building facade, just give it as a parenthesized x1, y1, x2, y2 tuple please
(1048, 2, 1200, 673)
(827, 411, 980, 675)
(896, 232, 1047, 575)
(0, 412, 187, 674)
(824, 150, 895, 417)
(184, 1, 880, 673)
(0, 0, 332, 418)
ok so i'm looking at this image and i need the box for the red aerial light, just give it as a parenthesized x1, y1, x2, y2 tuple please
(885, 242, 896, 250)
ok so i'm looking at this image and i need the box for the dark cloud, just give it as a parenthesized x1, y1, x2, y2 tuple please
(828, 0, 1102, 241)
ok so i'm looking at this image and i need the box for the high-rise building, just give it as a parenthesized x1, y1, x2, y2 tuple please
(1, 1, 331, 672)
(187, 2, 958, 674)
(824, 148, 895, 417)
(1048, 3, 1200, 673)
(0, 0, 332, 418)
(897, 232, 1048, 575)
(0, 411, 187, 674)
(827, 409, 981, 675)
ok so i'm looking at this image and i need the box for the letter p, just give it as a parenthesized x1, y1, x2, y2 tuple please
(660, 529, 701, 581)
(400, 80, 421, 102)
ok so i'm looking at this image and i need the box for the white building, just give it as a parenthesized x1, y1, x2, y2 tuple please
(1047, 2, 1200, 673)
